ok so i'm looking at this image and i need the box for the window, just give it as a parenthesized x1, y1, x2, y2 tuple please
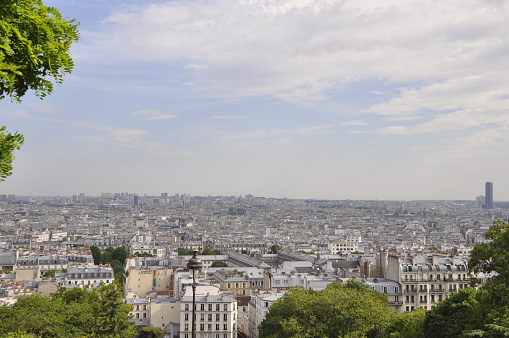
(224, 304, 227, 311)
(200, 314, 204, 321)
(224, 314, 228, 321)
(208, 314, 212, 321)
(223, 324, 227, 331)
(200, 324, 204, 331)
(201, 304, 205, 311)
(208, 304, 213, 311)
(185, 304, 189, 311)
(185, 324, 188, 331)
(216, 314, 220, 321)
(185, 314, 189, 321)
(216, 304, 220, 311)
(216, 324, 219, 330)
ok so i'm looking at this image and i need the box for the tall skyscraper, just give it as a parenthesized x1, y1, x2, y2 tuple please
(485, 182, 493, 209)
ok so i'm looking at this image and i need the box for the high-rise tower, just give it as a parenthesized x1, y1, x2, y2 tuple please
(485, 182, 493, 209)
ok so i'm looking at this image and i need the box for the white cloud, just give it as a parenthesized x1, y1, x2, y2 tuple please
(339, 120, 367, 126)
(133, 109, 178, 120)
(214, 122, 353, 148)
(361, 73, 509, 135)
(207, 115, 246, 120)
(81, 0, 509, 101)
(100, 126, 149, 142)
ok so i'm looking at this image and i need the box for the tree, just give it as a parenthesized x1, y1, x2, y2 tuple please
(42, 269, 56, 278)
(211, 261, 228, 267)
(467, 220, 509, 330)
(0, 284, 136, 337)
(178, 249, 194, 255)
(0, 295, 71, 337)
(385, 308, 426, 338)
(0, 0, 79, 101)
(112, 247, 128, 262)
(134, 252, 153, 257)
(201, 248, 221, 255)
(1, 0, 79, 181)
(469, 220, 509, 284)
(90, 246, 102, 265)
(259, 280, 394, 338)
(269, 244, 281, 254)
(0, 127, 24, 181)
(101, 250, 113, 264)
(423, 288, 485, 338)
(137, 327, 163, 338)
(95, 282, 136, 337)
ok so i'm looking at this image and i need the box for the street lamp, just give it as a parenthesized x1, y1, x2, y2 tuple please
(187, 250, 202, 338)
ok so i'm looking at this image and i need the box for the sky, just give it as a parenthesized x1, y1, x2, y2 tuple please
(1, 0, 509, 200)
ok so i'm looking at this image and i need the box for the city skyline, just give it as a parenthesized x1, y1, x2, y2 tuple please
(1, 0, 509, 200)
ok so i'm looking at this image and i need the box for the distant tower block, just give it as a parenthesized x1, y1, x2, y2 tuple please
(485, 182, 494, 209)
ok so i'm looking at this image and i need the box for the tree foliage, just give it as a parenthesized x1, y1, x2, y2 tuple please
(134, 252, 153, 257)
(90, 246, 102, 265)
(0, 283, 135, 337)
(0, 0, 79, 101)
(469, 220, 509, 284)
(211, 260, 228, 267)
(269, 244, 281, 254)
(423, 288, 486, 338)
(42, 269, 56, 278)
(423, 220, 509, 337)
(385, 308, 426, 338)
(136, 326, 163, 338)
(178, 248, 221, 255)
(90, 246, 128, 282)
(259, 280, 394, 338)
(0, 127, 24, 182)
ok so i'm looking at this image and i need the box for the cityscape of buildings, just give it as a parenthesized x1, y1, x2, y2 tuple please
(0, 183, 506, 337)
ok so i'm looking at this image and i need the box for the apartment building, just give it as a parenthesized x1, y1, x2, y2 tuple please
(123, 256, 172, 298)
(64, 263, 114, 287)
(376, 252, 470, 312)
(212, 270, 251, 297)
(179, 285, 238, 338)
(247, 291, 286, 338)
